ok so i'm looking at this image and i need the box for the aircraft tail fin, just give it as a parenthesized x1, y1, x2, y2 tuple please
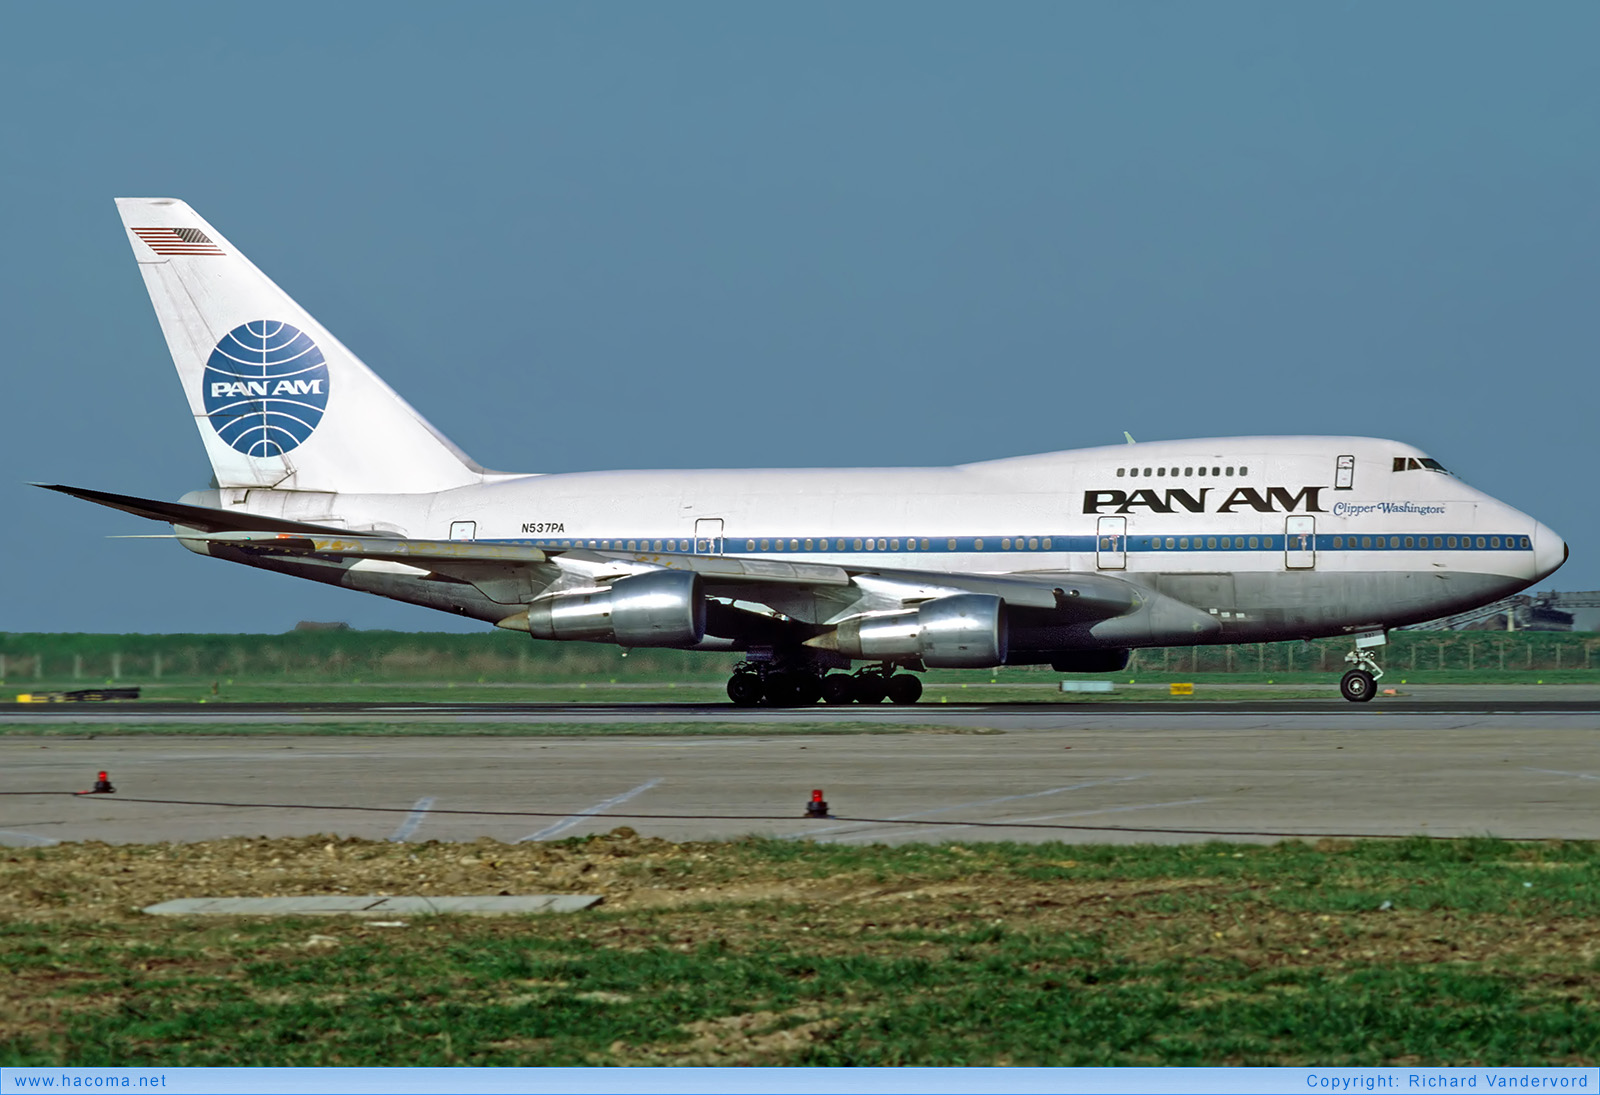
(115, 198, 485, 494)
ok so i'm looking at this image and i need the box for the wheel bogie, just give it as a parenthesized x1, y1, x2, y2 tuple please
(726, 663, 921, 707)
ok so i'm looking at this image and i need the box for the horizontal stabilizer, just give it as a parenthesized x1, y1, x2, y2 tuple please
(34, 484, 352, 535)
(189, 531, 548, 567)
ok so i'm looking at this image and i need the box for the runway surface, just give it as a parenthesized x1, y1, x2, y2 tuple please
(3, 684, 1600, 726)
(2, 688, 1596, 848)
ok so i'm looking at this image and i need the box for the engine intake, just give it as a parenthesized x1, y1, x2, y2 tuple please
(829, 594, 1007, 669)
(524, 570, 705, 647)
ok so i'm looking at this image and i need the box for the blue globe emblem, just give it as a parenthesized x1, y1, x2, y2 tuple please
(202, 321, 330, 457)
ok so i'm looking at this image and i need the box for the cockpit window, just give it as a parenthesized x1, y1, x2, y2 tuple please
(1393, 456, 1451, 474)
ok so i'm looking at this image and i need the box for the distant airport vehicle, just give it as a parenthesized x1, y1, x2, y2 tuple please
(43, 199, 1568, 704)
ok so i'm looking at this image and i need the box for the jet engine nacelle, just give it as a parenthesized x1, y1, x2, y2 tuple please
(832, 594, 1007, 668)
(524, 570, 705, 647)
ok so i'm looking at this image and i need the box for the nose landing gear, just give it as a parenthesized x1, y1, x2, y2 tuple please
(1339, 643, 1385, 703)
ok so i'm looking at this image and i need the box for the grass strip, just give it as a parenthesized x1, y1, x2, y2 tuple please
(0, 721, 1007, 738)
(4, 835, 1597, 1066)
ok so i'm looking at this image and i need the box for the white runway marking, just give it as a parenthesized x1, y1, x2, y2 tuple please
(793, 776, 1146, 840)
(519, 778, 664, 842)
(830, 797, 1218, 843)
(388, 797, 436, 842)
(1523, 768, 1600, 783)
(0, 829, 60, 847)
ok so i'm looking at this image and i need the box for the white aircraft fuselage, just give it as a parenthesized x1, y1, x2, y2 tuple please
(180, 434, 1565, 655)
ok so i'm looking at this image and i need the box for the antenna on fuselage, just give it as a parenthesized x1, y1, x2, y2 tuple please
(1123, 431, 1137, 444)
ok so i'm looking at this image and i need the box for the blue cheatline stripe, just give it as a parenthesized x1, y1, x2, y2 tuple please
(487, 531, 1532, 555)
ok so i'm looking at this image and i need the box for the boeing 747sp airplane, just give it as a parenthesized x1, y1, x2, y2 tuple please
(43, 198, 1568, 704)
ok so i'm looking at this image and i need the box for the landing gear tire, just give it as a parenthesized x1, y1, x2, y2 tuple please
(727, 673, 763, 707)
(762, 672, 803, 707)
(822, 674, 856, 705)
(1340, 669, 1376, 703)
(854, 676, 888, 704)
(886, 674, 923, 705)
(793, 673, 823, 706)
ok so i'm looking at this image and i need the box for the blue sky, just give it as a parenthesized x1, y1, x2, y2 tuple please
(2, 2, 1595, 633)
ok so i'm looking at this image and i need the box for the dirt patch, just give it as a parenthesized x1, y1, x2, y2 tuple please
(0, 832, 1226, 924)
(614, 1006, 843, 1064)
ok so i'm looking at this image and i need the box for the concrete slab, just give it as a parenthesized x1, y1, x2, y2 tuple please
(9, 701, 1599, 848)
(143, 894, 603, 916)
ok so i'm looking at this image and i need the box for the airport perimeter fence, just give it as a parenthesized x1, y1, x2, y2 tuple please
(1125, 631, 1600, 675)
(1, 630, 1598, 685)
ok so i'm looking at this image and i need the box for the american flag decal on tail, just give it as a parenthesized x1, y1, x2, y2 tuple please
(130, 226, 225, 255)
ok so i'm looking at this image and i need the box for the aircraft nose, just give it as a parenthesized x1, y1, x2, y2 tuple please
(1530, 521, 1567, 584)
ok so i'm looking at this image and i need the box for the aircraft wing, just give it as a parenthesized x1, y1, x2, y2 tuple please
(181, 531, 1145, 633)
(50, 484, 1159, 632)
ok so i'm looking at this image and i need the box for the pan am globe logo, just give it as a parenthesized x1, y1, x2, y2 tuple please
(203, 321, 330, 457)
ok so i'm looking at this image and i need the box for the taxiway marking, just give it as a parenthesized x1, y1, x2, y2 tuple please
(794, 775, 1147, 840)
(834, 797, 1220, 843)
(1523, 767, 1600, 783)
(389, 797, 437, 842)
(519, 778, 664, 842)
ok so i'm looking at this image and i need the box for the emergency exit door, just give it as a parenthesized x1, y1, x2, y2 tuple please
(1096, 516, 1127, 570)
(694, 517, 725, 554)
(1285, 515, 1315, 569)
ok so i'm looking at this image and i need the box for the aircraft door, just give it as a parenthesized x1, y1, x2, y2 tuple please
(1285, 515, 1315, 569)
(1096, 516, 1127, 570)
(449, 521, 476, 542)
(1335, 455, 1355, 490)
(694, 517, 725, 555)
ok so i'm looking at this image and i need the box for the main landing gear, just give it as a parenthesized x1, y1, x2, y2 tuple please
(1339, 645, 1385, 703)
(726, 662, 923, 707)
